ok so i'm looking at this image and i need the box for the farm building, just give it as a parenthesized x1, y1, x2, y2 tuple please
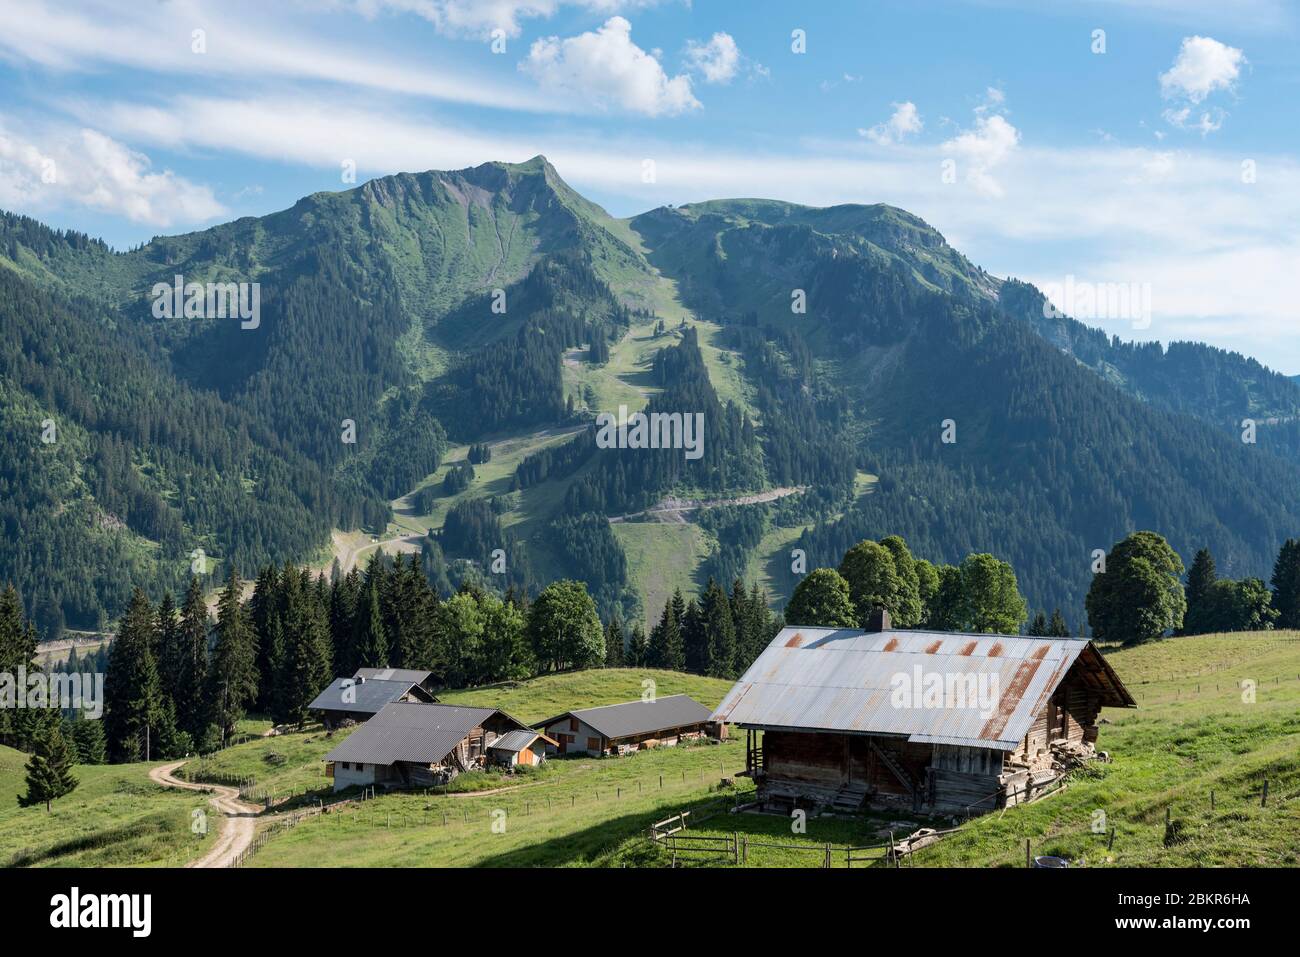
(323, 702, 539, 791)
(712, 611, 1135, 815)
(486, 729, 556, 767)
(308, 675, 435, 728)
(353, 667, 439, 697)
(533, 695, 720, 756)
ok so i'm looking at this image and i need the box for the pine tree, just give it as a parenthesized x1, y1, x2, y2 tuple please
(628, 622, 649, 667)
(353, 564, 389, 669)
(1270, 539, 1300, 630)
(330, 567, 361, 677)
(1028, 611, 1048, 636)
(276, 583, 332, 727)
(103, 588, 163, 762)
(604, 617, 625, 668)
(1047, 608, 1070, 638)
(1182, 547, 1218, 635)
(647, 591, 686, 671)
(155, 592, 182, 711)
(66, 715, 106, 765)
(206, 568, 258, 745)
(681, 598, 706, 674)
(19, 714, 78, 811)
(176, 577, 210, 738)
(0, 586, 39, 749)
(701, 578, 737, 678)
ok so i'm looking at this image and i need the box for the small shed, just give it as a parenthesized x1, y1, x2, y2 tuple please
(309, 676, 434, 728)
(486, 729, 555, 767)
(533, 694, 719, 757)
(324, 702, 534, 791)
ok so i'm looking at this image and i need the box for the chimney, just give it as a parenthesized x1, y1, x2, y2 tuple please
(866, 607, 892, 632)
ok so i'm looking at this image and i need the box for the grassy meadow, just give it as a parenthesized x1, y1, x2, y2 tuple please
(3, 634, 1297, 868)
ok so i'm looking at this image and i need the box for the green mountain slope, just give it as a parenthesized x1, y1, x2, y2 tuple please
(3, 161, 1299, 633)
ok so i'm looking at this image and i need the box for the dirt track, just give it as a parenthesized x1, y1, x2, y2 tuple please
(150, 761, 260, 868)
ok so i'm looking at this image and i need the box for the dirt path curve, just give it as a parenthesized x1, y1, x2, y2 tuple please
(150, 761, 261, 868)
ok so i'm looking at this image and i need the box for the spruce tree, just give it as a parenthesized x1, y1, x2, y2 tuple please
(155, 592, 182, 712)
(0, 586, 38, 749)
(19, 714, 78, 811)
(176, 577, 210, 738)
(353, 567, 389, 669)
(103, 588, 163, 762)
(1028, 611, 1048, 636)
(647, 591, 686, 671)
(1270, 539, 1300, 629)
(1047, 608, 1070, 638)
(628, 622, 649, 667)
(702, 578, 737, 678)
(681, 598, 706, 674)
(206, 568, 258, 745)
(1184, 547, 1217, 635)
(604, 617, 626, 668)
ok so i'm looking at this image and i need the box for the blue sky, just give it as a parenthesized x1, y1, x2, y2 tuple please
(1, 0, 1297, 369)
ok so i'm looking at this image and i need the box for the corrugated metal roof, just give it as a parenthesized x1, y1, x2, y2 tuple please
(488, 729, 543, 753)
(533, 695, 714, 741)
(711, 627, 1102, 752)
(308, 677, 418, 715)
(325, 702, 500, 766)
(354, 667, 433, 685)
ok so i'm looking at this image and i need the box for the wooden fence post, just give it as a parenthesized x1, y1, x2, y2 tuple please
(1025, 838, 1031, 868)
(1261, 780, 1269, 807)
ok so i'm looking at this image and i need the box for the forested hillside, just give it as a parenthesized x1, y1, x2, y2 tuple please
(3, 159, 1298, 635)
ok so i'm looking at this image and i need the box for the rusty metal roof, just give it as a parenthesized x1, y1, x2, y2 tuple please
(711, 627, 1128, 752)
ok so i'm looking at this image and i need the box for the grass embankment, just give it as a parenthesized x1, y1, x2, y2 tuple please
(0, 746, 215, 867)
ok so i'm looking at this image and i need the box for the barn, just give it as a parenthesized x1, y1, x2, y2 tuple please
(308, 674, 435, 728)
(533, 695, 720, 757)
(324, 702, 538, 791)
(712, 611, 1135, 814)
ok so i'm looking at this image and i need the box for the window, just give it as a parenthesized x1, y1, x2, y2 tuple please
(569, 717, 579, 732)
(341, 762, 349, 770)
(587, 737, 601, 751)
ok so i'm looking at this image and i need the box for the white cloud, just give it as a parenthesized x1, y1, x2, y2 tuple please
(0, 0, 556, 113)
(941, 94, 1020, 197)
(1159, 36, 1244, 103)
(352, 0, 662, 39)
(521, 17, 699, 116)
(860, 102, 923, 146)
(0, 123, 224, 226)
(683, 32, 741, 84)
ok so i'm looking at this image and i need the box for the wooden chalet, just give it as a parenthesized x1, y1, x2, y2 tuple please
(533, 695, 721, 756)
(711, 610, 1135, 815)
(308, 674, 435, 728)
(324, 702, 542, 791)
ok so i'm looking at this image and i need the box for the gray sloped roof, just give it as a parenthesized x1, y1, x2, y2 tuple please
(533, 695, 714, 741)
(487, 729, 544, 753)
(325, 702, 500, 766)
(308, 677, 418, 715)
(711, 626, 1134, 752)
(354, 667, 433, 685)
